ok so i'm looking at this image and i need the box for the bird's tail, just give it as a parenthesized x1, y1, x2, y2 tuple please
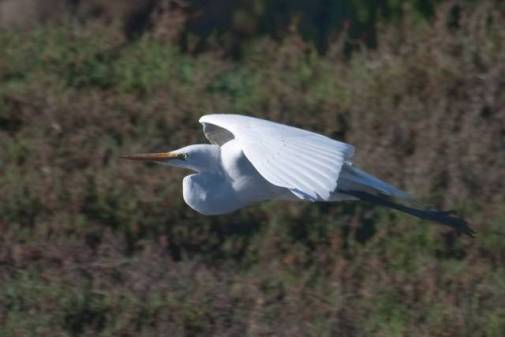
(338, 164, 475, 237)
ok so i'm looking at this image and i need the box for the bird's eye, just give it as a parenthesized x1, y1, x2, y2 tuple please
(177, 153, 188, 160)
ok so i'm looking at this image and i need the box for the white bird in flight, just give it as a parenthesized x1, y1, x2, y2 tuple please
(122, 114, 474, 236)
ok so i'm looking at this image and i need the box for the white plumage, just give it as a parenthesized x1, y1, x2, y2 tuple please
(122, 114, 474, 236)
(200, 114, 354, 201)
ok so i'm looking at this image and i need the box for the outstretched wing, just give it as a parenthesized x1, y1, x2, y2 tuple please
(199, 114, 355, 201)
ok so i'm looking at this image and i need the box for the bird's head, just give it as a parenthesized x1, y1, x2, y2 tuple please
(121, 144, 220, 172)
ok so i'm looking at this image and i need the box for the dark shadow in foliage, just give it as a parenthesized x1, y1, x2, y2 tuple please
(0, 0, 439, 55)
(123, 0, 158, 39)
(0, 97, 24, 134)
(180, 0, 438, 55)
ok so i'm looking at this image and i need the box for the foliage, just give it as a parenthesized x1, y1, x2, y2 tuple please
(1, 2, 504, 336)
(186, 0, 439, 52)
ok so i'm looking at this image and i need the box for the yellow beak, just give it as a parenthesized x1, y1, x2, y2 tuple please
(120, 152, 182, 162)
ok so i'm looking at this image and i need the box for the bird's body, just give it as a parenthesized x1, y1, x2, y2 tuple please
(181, 140, 288, 215)
(179, 139, 358, 215)
(122, 114, 474, 236)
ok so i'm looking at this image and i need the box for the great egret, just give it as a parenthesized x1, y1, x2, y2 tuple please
(122, 114, 474, 236)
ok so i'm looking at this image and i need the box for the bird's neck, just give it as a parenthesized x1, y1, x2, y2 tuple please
(190, 144, 223, 174)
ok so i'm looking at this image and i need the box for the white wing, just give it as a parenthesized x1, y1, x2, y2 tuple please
(199, 114, 355, 201)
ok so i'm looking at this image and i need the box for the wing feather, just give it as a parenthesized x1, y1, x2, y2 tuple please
(199, 114, 355, 200)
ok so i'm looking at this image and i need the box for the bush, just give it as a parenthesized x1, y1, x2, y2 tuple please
(0, 2, 504, 336)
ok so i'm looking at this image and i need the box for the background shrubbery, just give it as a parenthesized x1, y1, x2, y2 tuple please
(1, 1, 505, 336)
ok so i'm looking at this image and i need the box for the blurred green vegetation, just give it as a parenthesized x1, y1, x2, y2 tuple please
(185, 0, 441, 52)
(0, 0, 488, 54)
(182, 0, 499, 55)
(1, 1, 505, 336)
